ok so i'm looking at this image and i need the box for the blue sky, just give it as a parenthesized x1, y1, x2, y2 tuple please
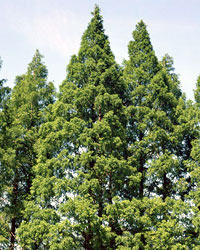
(0, 0, 200, 100)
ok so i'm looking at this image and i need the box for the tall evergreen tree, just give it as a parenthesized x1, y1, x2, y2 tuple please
(0, 59, 11, 249)
(18, 6, 128, 250)
(0, 50, 55, 250)
(184, 77, 200, 246)
(116, 21, 194, 249)
(123, 20, 160, 200)
(0, 58, 10, 192)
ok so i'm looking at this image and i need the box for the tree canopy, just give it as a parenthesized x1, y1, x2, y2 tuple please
(0, 5, 199, 250)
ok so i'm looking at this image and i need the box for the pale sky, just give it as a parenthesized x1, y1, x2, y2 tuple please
(0, 0, 200, 100)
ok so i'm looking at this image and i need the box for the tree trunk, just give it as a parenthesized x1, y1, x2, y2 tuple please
(9, 177, 18, 250)
(10, 218, 16, 250)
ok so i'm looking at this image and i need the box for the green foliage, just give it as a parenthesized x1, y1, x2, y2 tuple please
(194, 75, 200, 106)
(0, 59, 10, 109)
(0, 5, 199, 250)
(0, 51, 55, 249)
(121, 17, 198, 250)
(0, 60, 11, 249)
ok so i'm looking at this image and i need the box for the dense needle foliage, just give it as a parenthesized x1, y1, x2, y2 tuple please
(0, 5, 200, 250)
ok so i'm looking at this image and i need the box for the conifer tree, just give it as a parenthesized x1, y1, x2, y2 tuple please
(0, 59, 11, 249)
(0, 50, 55, 250)
(184, 77, 200, 246)
(123, 20, 160, 200)
(0, 58, 11, 191)
(188, 138, 200, 247)
(117, 21, 194, 249)
(18, 6, 128, 250)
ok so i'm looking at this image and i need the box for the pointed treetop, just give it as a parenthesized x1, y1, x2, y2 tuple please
(194, 75, 200, 105)
(161, 54, 175, 73)
(135, 19, 146, 29)
(0, 59, 10, 109)
(91, 4, 102, 26)
(12, 50, 55, 110)
(160, 54, 182, 99)
(65, 4, 117, 90)
(0, 58, 6, 86)
(131, 20, 155, 55)
(79, 4, 111, 55)
(27, 49, 48, 79)
(125, 19, 159, 87)
(93, 4, 100, 15)
(0, 58, 6, 87)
